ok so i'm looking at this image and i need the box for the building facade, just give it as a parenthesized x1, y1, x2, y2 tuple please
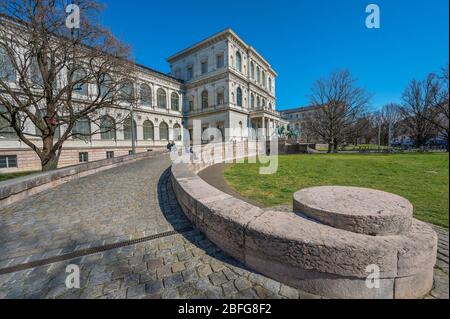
(1, 28, 284, 173)
(280, 105, 323, 143)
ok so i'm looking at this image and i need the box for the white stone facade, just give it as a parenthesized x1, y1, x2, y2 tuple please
(1, 28, 284, 172)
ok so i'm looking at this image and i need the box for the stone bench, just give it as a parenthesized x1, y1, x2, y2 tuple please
(170, 141, 438, 299)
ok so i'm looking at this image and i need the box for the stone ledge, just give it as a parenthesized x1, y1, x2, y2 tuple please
(293, 186, 413, 236)
(170, 141, 438, 299)
(0, 149, 166, 208)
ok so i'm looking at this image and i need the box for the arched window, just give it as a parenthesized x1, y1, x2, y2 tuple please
(236, 52, 242, 72)
(268, 77, 272, 91)
(71, 68, 88, 96)
(100, 116, 116, 140)
(250, 62, 255, 79)
(159, 122, 169, 141)
(269, 102, 272, 110)
(256, 66, 260, 83)
(251, 94, 255, 109)
(123, 117, 137, 140)
(119, 81, 134, 101)
(188, 96, 195, 111)
(143, 120, 154, 140)
(100, 74, 113, 99)
(236, 87, 242, 107)
(262, 98, 266, 107)
(173, 123, 182, 141)
(73, 117, 91, 140)
(140, 84, 152, 106)
(30, 58, 43, 86)
(0, 105, 17, 139)
(157, 88, 166, 109)
(0, 46, 16, 82)
(201, 90, 208, 109)
(257, 96, 260, 108)
(262, 71, 266, 87)
(171, 92, 180, 111)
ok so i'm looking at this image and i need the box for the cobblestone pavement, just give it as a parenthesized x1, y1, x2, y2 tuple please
(0, 155, 318, 299)
(0, 155, 448, 299)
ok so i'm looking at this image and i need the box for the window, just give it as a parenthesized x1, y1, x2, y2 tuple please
(30, 58, 43, 86)
(123, 117, 137, 140)
(188, 96, 195, 111)
(143, 120, 154, 140)
(216, 54, 224, 69)
(201, 60, 208, 75)
(79, 152, 89, 163)
(73, 117, 91, 140)
(140, 84, 152, 106)
(106, 151, 114, 159)
(268, 77, 272, 91)
(257, 96, 260, 108)
(71, 68, 88, 96)
(34, 109, 61, 139)
(251, 94, 255, 109)
(157, 88, 167, 109)
(119, 81, 134, 101)
(159, 122, 169, 141)
(262, 71, 266, 87)
(0, 155, 17, 168)
(250, 62, 255, 79)
(100, 74, 113, 99)
(173, 123, 182, 141)
(0, 106, 17, 139)
(256, 66, 260, 83)
(100, 116, 116, 140)
(236, 52, 242, 72)
(217, 91, 224, 105)
(0, 46, 16, 82)
(201, 90, 208, 109)
(236, 87, 242, 107)
(186, 66, 193, 80)
(171, 92, 179, 111)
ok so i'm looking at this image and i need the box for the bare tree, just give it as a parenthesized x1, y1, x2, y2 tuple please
(0, 0, 136, 171)
(400, 73, 440, 149)
(422, 65, 449, 151)
(309, 70, 372, 153)
(380, 103, 402, 148)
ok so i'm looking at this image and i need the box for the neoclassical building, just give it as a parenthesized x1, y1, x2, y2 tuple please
(1, 28, 284, 172)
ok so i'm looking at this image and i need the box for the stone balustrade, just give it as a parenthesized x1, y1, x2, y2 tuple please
(171, 141, 438, 299)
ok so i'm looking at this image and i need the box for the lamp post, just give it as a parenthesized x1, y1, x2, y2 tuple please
(130, 102, 136, 155)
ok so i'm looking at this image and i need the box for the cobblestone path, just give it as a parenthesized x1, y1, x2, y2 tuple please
(0, 155, 317, 299)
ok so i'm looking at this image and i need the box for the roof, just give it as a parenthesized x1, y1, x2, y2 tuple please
(280, 105, 322, 114)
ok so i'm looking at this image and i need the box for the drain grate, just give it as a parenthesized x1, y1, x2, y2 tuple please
(0, 227, 194, 276)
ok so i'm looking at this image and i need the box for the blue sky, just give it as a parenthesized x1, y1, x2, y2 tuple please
(99, 0, 449, 111)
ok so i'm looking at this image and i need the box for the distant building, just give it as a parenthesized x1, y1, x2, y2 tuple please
(280, 105, 323, 143)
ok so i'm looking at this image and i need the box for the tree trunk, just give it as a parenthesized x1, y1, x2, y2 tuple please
(40, 135, 60, 172)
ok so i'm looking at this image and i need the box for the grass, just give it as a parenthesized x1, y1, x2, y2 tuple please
(224, 153, 449, 228)
(0, 171, 35, 182)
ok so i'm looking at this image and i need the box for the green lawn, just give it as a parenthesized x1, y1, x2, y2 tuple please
(224, 153, 449, 228)
(0, 171, 35, 182)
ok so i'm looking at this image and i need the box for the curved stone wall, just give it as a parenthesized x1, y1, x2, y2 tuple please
(170, 141, 438, 299)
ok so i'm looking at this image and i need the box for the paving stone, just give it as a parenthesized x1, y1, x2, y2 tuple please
(163, 273, 184, 288)
(234, 277, 252, 292)
(209, 272, 228, 286)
